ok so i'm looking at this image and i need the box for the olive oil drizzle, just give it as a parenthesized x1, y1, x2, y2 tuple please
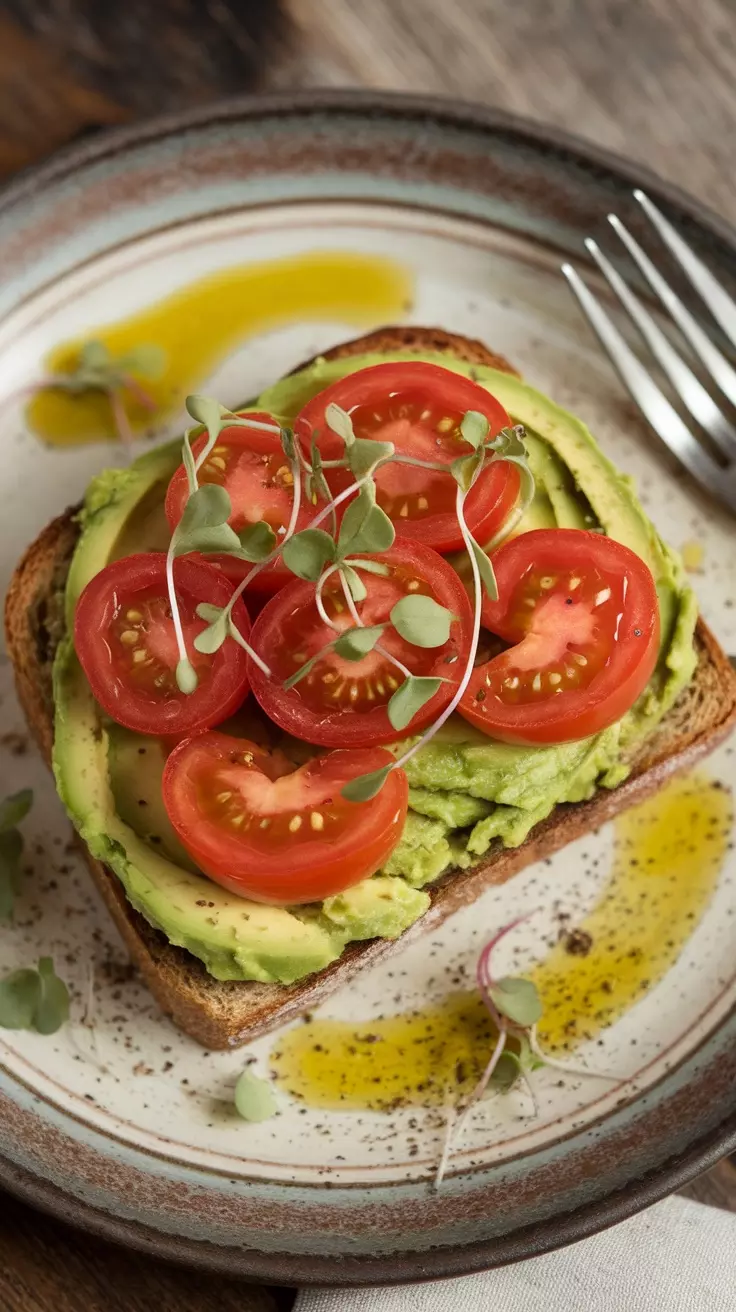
(271, 773, 732, 1110)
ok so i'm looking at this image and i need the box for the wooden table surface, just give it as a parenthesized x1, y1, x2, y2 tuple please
(1, 0, 735, 1306)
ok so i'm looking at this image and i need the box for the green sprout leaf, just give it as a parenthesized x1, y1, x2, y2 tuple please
(35, 957, 71, 1035)
(0, 959, 70, 1034)
(176, 659, 198, 694)
(0, 789, 33, 833)
(238, 520, 277, 562)
(282, 529, 335, 581)
(194, 607, 229, 655)
(306, 441, 332, 513)
(234, 1069, 278, 1123)
(489, 1050, 523, 1092)
(279, 425, 296, 461)
(341, 765, 392, 803)
(390, 594, 454, 648)
(451, 451, 483, 493)
(181, 429, 198, 495)
(387, 676, 444, 731)
(117, 343, 167, 379)
(469, 538, 498, 601)
(491, 424, 528, 459)
(185, 394, 225, 438)
(460, 410, 490, 450)
(343, 558, 390, 578)
(0, 968, 40, 1030)
(346, 437, 394, 480)
(196, 603, 223, 625)
(78, 339, 110, 373)
(489, 976, 544, 1028)
(341, 564, 367, 603)
(171, 484, 245, 559)
(338, 486, 395, 557)
(0, 830, 24, 921)
(333, 624, 386, 661)
(325, 402, 356, 447)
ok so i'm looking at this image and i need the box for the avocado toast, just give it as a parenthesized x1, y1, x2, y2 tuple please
(7, 327, 736, 1049)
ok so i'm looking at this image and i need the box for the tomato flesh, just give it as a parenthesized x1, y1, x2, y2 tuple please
(165, 411, 315, 596)
(295, 363, 519, 552)
(74, 554, 252, 736)
(246, 541, 474, 747)
(162, 733, 408, 904)
(459, 529, 659, 744)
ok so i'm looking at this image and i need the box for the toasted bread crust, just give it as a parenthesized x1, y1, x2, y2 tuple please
(6, 329, 736, 1048)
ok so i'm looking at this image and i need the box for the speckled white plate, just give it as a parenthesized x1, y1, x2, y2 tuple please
(0, 94, 735, 1286)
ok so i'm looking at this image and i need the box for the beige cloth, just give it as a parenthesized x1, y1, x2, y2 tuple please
(296, 1196, 736, 1311)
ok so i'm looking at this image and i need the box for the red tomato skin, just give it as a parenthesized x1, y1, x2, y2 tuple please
(295, 362, 519, 552)
(74, 554, 252, 737)
(162, 734, 408, 904)
(165, 412, 306, 598)
(245, 540, 474, 748)
(459, 529, 660, 745)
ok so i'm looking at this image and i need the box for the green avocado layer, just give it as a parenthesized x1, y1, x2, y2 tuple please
(52, 350, 698, 983)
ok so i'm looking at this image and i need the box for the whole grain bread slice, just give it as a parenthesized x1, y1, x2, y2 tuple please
(6, 328, 736, 1049)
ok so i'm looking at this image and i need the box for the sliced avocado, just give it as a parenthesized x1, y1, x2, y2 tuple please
(53, 643, 349, 983)
(322, 876, 429, 939)
(65, 440, 180, 625)
(107, 724, 197, 871)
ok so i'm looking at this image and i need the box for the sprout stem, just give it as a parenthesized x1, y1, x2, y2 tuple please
(527, 1025, 623, 1082)
(391, 483, 482, 775)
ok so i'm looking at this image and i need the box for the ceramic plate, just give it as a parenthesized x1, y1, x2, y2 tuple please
(0, 93, 735, 1286)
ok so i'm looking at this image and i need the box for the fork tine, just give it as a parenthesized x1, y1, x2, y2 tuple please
(609, 209, 736, 411)
(634, 190, 736, 352)
(561, 263, 735, 509)
(585, 235, 736, 461)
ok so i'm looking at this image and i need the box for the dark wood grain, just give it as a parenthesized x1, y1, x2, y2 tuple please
(0, 1196, 291, 1312)
(1, 0, 736, 1304)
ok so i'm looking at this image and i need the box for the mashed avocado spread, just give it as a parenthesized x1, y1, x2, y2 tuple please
(52, 351, 698, 984)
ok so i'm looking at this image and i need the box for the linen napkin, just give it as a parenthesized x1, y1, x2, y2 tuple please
(295, 1195, 736, 1311)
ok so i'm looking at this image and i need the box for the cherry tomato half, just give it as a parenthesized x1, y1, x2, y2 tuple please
(246, 540, 474, 747)
(459, 529, 659, 745)
(165, 411, 316, 597)
(74, 553, 252, 736)
(295, 362, 519, 553)
(162, 733, 408, 904)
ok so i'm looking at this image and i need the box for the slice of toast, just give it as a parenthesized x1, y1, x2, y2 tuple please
(6, 328, 736, 1049)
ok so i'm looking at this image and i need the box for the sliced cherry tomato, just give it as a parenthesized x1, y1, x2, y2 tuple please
(459, 529, 659, 745)
(165, 411, 315, 597)
(162, 733, 407, 904)
(295, 363, 519, 552)
(246, 540, 473, 747)
(74, 553, 251, 736)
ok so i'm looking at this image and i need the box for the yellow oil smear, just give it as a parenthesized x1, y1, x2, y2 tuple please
(271, 773, 731, 1111)
(532, 771, 731, 1051)
(25, 251, 413, 447)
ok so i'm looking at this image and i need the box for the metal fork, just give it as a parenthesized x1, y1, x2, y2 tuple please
(562, 190, 736, 513)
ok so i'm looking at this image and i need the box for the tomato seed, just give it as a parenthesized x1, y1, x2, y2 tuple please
(120, 630, 139, 645)
(126, 609, 143, 622)
(310, 812, 325, 831)
(289, 816, 303, 832)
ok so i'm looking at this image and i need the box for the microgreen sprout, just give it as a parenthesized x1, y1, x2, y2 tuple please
(13, 340, 166, 447)
(159, 390, 535, 807)
(0, 957, 70, 1035)
(434, 916, 624, 1189)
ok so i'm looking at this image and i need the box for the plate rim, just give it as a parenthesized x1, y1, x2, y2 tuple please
(1, 87, 736, 1284)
